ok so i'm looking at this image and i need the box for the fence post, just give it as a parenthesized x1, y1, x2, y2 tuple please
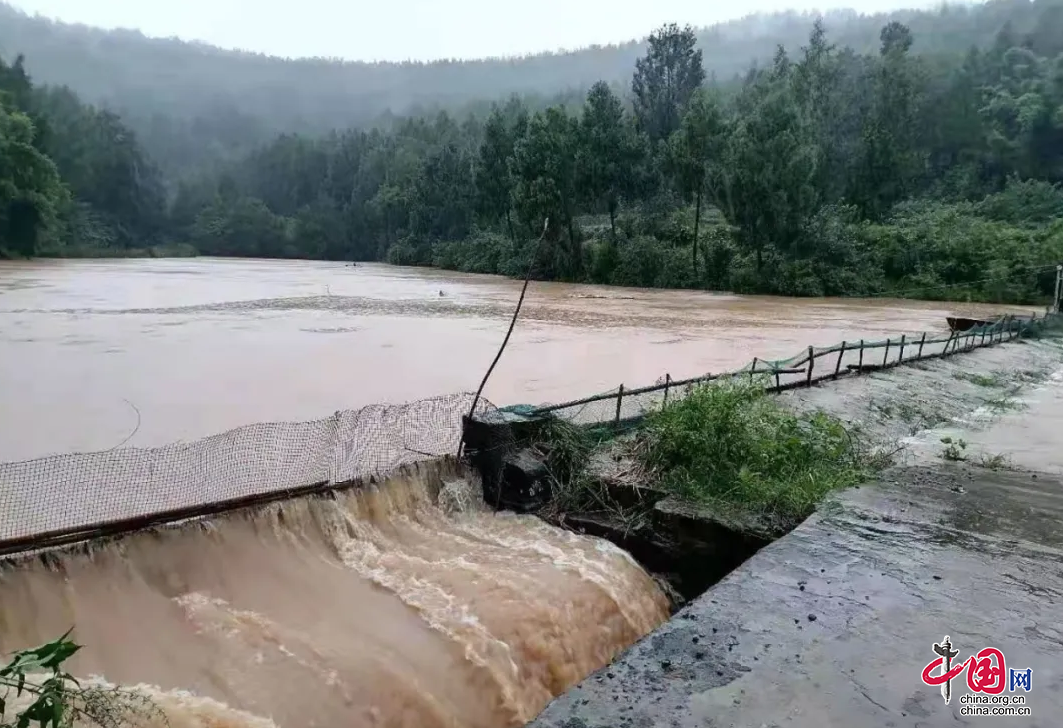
(750, 357, 758, 383)
(883, 338, 891, 367)
(858, 339, 865, 373)
(774, 368, 781, 390)
(663, 374, 671, 406)
(898, 334, 907, 365)
(806, 346, 815, 387)
(944, 330, 955, 357)
(917, 332, 927, 358)
(981, 327, 987, 346)
(1050, 265, 1058, 314)
(615, 384, 624, 426)
(835, 341, 846, 378)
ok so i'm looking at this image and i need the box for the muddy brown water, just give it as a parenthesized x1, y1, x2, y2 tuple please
(0, 258, 1036, 728)
(0, 463, 670, 728)
(0, 258, 1033, 462)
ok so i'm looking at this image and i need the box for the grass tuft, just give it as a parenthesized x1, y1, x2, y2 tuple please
(634, 380, 888, 526)
(953, 371, 1006, 388)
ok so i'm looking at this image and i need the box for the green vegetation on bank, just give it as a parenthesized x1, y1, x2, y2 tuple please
(636, 381, 884, 526)
(1, 631, 160, 728)
(534, 379, 889, 534)
(3, 1, 1063, 303)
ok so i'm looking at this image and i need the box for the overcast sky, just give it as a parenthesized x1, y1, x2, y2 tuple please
(9, 0, 943, 62)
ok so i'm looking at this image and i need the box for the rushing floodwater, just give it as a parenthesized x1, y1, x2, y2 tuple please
(0, 462, 670, 728)
(0, 257, 1034, 462)
(0, 257, 1037, 728)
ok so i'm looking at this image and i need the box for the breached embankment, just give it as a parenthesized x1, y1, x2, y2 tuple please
(528, 336, 1063, 727)
(0, 460, 669, 728)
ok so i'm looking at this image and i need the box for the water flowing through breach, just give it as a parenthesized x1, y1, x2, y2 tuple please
(0, 461, 669, 728)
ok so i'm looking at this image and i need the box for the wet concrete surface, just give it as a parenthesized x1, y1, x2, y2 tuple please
(529, 339, 1063, 728)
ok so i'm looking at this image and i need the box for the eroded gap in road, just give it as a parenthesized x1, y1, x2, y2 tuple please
(466, 417, 784, 607)
(468, 333, 1063, 609)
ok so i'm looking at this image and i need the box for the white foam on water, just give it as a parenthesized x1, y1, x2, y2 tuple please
(0, 461, 669, 728)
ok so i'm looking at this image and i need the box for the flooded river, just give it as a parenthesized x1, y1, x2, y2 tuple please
(0, 257, 1041, 728)
(0, 257, 1033, 461)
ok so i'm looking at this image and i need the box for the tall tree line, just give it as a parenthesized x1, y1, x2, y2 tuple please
(171, 15, 1063, 302)
(0, 55, 166, 257)
(3, 2, 1063, 303)
(4, 0, 1063, 178)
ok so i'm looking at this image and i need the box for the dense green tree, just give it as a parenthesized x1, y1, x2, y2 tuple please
(512, 107, 582, 278)
(632, 24, 707, 143)
(0, 100, 65, 255)
(577, 82, 643, 243)
(667, 90, 728, 275)
(475, 107, 519, 240)
(406, 142, 476, 258)
(849, 22, 925, 219)
(192, 196, 289, 257)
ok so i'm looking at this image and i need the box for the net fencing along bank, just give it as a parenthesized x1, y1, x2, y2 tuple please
(512, 312, 1060, 428)
(0, 392, 495, 556)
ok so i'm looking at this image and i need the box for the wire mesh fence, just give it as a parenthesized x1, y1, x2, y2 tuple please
(519, 312, 1060, 428)
(0, 392, 494, 556)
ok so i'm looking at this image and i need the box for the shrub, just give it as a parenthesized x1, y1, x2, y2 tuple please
(1, 631, 162, 727)
(384, 239, 422, 266)
(610, 235, 665, 288)
(637, 380, 880, 527)
(976, 176, 1063, 226)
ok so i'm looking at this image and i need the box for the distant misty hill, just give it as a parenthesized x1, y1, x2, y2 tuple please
(1, 0, 1055, 174)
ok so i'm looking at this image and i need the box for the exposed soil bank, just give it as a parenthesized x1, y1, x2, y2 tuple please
(527, 337, 1063, 728)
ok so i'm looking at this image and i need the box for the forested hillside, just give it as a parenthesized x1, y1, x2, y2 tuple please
(2, 0, 1063, 304)
(2, 0, 1060, 176)
(0, 55, 167, 256)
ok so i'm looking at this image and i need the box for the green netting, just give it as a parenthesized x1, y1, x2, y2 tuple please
(525, 311, 1057, 427)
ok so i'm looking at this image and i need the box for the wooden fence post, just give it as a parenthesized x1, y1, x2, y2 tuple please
(774, 368, 781, 390)
(750, 357, 758, 383)
(615, 384, 624, 426)
(806, 346, 815, 387)
(883, 338, 891, 367)
(917, 332, 927, 358)
(858, 339, 865, 373)
(898, 334, 907, 365)
(663, 374, 671, 406)
(835, 341, 846, 378)
(943, 330, 955, 357)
